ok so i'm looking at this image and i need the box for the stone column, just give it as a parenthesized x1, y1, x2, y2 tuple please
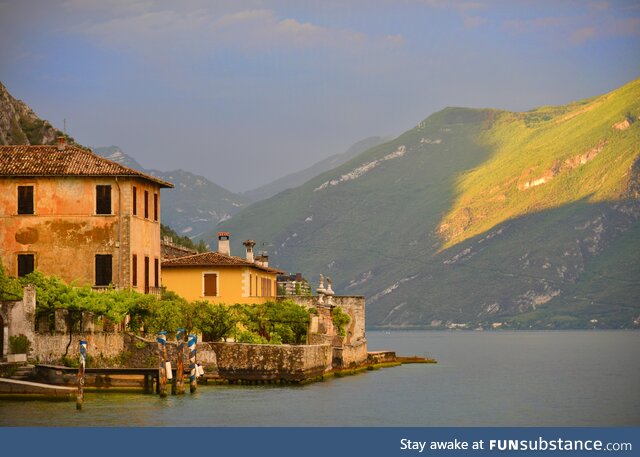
(8, 285, 37, 345)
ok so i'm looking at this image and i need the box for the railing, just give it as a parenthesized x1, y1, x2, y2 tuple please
(91, 285, 119, 293)
(147, 286, 165, 297)
(91, 285, 165, 297)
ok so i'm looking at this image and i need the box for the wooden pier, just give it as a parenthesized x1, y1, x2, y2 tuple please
(34, 365, 179, 393)
(0, 377, 75, 399)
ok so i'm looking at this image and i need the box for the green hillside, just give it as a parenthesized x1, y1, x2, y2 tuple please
(216, 79, 640, 329)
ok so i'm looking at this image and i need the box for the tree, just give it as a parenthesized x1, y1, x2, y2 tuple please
(0, 262, 22, 301)
(192, 301, 237, 341)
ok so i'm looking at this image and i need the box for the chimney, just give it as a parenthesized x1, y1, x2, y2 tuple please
(56, 136, 66, 151)
(255, 254, 269, 268)
(217, 231, 231, 256)
(242, 239, 256, 262)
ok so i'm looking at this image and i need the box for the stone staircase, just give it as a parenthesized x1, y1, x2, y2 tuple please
(9, 364, 35, 381)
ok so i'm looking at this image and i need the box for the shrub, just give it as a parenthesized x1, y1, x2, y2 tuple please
(331, 306, 351, 337)
(8, 334, 32, 354)
(235, 330, 269, 345)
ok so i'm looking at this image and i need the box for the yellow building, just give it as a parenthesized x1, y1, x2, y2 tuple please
(0, 138, 173, 293)
(162, 233, 283, 304)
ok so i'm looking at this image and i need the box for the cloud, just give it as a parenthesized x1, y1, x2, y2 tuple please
(463, 15, 487, 29)
(503, 8, 640, 45)
(421, 0, 487, 29)
(589, 2, 609, 11)
(71, 6, 398, 55)
(213, 9, 368, 50)
(570, 26, 598, 44)
(503, 16, 567, 34)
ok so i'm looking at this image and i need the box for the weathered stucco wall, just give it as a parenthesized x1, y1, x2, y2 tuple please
(0, 176, 162, 290)
(162, 264, 279, 305)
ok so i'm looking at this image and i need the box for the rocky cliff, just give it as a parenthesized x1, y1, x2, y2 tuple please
(0, 82, 62, 145)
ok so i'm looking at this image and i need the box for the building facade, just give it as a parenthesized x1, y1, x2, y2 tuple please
(0, 138, 173, 292)
(162, 232, 284, 304)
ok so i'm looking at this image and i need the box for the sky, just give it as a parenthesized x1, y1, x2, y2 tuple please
(1, 1, 639, 193)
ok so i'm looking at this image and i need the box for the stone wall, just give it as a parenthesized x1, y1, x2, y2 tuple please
(202, 342, 332, 382)
(33, 332, 126, 363)
(0, 284, 36, 358)
(334, 341, 369, 369)
(284, 294, 368, 366)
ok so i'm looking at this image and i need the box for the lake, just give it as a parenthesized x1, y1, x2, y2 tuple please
(1, 330, 638, 426)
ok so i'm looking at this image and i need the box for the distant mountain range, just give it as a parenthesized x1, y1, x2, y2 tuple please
(92, 146, 250, 240)
(93, 137, 391, 239)
(219, 78, 640, 329)
(3, 78, 638, 329)
(242, 136, 386, 201)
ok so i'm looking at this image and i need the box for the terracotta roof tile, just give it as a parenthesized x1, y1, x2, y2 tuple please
(0, 144, 173, 187)
(162, 251, 284, 274)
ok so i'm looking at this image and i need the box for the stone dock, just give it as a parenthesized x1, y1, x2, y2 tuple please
(0, 350, 435, 393)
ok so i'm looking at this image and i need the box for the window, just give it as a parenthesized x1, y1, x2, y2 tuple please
(95, 254, 112, 286)
(17, 254, 34, 277)
(17, 186, 34, 215)
(154, 258, 159, 288)
(153, 193, 158, 221)
(144, 190, 149, 218)
(249, 273, 252, 296)
(204, 273, 217, 297)
(132, 186, 137, 216)
(261, 277, 272, 297)
(144, 256, 149, 294)
(96, 185, 112, 215)
(132, 254, 138, 287)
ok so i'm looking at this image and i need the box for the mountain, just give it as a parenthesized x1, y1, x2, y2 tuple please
(92, 146, 250, 240)
(242, 136, 386, 201)
(0, 81, 66, 145)
(218, 78, 640, 329)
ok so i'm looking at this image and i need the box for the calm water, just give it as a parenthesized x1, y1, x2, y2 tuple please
(1, 330, 638, 426)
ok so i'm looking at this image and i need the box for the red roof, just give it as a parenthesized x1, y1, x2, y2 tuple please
(0, 144, 173, 188)
(162, 251, 284, 274)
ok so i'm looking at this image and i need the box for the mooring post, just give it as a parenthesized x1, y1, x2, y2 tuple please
(157, 331, 168, 397)
(175, 328, 186, 395)
(76, 339, 87, 410)
(188, 334, 197, 394)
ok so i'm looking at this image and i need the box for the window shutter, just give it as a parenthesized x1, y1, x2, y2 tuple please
(18, 186, 34, 214)
(95, 255, 112, 286)
(132, 186, 137, 216)
(132, 254, 138, 287)
(154, 193, 158, 221)
(204, 274, 217, 297)
(96, 185, 112, 214)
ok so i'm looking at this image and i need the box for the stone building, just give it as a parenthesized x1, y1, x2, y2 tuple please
(0, 138, 173, 293)
(162, 232, 284, 304)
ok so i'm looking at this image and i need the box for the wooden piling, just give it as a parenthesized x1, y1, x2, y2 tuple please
(157, 331, 168, 397)
(188, 334, 197, 394)
(76, 339, 87, 410)
(175, 328, 185, 395)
